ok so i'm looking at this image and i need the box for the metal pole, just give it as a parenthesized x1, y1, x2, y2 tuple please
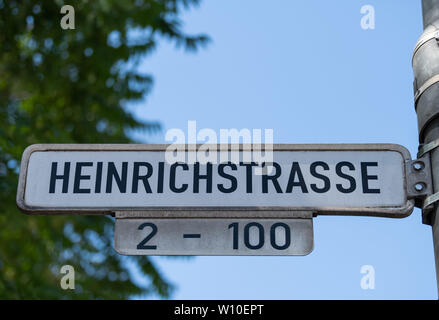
(413, 0, 439, 297)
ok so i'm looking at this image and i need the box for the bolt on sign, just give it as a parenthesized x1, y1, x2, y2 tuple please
(17, 144, 414, 255)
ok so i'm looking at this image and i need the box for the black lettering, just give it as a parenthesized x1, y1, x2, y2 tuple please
(244, 222, 264, 249)
(270, 223, 291, 250)
(239, 162, 257, 193)
(49, 162, 70, 193)
(218, 162, 238, 193)
(95, 162, 103, 193)
(170, 163, 188, 193)
(262, 162, 283, 193)
(228, 223, 239, 250)
(193, 162, 212, 193)
(310, 161, 330, 193)
(361, 162, 380, 194)
(132, 162, 153, 193)
(137, 223, 158, 250)
(286, 162, 308, 193)
(336, 161, 356, 193)
(157, 162, 164, 193)
(73, 162, 92, 194)
(106, 162, 128, 193)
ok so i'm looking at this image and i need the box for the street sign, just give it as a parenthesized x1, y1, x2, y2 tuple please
(17, 143, 414, 218)
(114, 218, 313, 256)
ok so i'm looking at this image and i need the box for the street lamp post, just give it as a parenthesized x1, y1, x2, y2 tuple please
(413, 0, 439, 297)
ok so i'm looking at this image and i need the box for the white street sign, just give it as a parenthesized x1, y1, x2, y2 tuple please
(114, 218, 313, 256)
(17, 144, 413, 218)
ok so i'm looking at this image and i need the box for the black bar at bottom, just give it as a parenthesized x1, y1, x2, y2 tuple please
(0, 300, 437, 318)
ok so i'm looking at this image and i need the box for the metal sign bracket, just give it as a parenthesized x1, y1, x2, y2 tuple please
(406, 147, 435, 225)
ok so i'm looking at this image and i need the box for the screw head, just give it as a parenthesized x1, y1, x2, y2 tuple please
(413, 161, 424, 171)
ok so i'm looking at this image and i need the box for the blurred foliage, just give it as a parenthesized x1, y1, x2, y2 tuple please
(0, 0, 208, 299)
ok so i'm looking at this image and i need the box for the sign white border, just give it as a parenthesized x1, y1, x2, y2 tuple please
(16, 144, 414, 218)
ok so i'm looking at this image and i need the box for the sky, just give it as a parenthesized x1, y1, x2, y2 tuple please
(127, 0, 438, 299)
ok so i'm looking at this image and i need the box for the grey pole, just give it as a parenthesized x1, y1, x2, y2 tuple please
(413, 0, 439, 297)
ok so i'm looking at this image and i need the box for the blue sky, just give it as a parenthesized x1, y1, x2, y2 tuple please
(127, 0, 438, 299)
